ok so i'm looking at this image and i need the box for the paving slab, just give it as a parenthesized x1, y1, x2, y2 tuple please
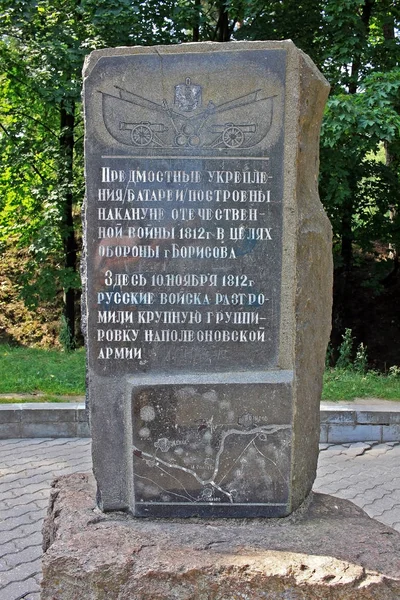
(0, 438, 399, 599)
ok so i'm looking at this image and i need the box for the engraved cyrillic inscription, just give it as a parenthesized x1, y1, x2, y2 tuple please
(91, 155, 282, 370)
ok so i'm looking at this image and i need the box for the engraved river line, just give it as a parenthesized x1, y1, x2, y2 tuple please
(133, 418, 290, 504)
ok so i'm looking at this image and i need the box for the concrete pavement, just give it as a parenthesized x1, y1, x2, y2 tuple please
(1, 438, 400, 600)
(0, 439, 92, 600)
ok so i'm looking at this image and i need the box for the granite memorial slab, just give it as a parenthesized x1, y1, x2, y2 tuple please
(83, 40, 332, 517)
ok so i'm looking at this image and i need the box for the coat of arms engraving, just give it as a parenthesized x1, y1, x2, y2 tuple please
(174, 77, 202, 112)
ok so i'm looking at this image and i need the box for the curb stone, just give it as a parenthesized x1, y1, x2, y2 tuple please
(1, 400, 400, 442)
(0, 403, 89, 439)
(320, 400, 400, 443)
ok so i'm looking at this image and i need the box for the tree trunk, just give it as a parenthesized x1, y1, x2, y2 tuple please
(192, 0, 201, 41)
(331, 197, 354, 356)
(348, 0, 373, 94)
(60, 101, 77, 349)
(216, 0, 231, 42)
(340, 204, 354, 272)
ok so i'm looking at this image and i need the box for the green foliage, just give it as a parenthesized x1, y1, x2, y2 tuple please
(336, 328, 354, 369)
(235, 0, 324, 63)
(0, 4, 84, 322)
(0, 0, 399, 356)
(334, 329, 369, 373)
(0, 0, 201, 341)
(59, 315, 76, 353)
(325, 342, 334, 369)
(320, 68, 400, 257)
(0, 241, 61, 346)
(234, 1, 400, 269)
(388, 365, 400, 378)
(354, 342, 368, 373)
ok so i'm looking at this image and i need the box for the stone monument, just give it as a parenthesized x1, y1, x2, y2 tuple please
(41, 42, 400, 600)
(82, 40, 332, 518)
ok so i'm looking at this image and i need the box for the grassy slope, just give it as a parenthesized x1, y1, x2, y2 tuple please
(1, 346, 400, 403)
(323, 368, 400, 401)
(0, 346, 85, 396)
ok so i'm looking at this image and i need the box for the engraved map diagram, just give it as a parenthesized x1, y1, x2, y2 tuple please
(132, 385, 291, 505)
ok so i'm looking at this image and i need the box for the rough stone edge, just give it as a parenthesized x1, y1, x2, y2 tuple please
(41, 473, 400, 600)
(290, 47, 333, 511)
(83, 39, 299, 80)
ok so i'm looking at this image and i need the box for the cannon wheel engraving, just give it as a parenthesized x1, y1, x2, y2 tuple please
(175, 133, 189, 146)
(130, 123, 153, 146)
(189, 135, 201, 147)
(222, 125, 245, 148)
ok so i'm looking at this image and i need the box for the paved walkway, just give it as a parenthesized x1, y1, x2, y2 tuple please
(0, 439, 399, 600)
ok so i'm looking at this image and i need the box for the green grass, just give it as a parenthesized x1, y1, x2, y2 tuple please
(0, 395, 80, 403)
(1, 345, 400, 403)
(323, 368, 400, 401)
(0, 345, 85, 398)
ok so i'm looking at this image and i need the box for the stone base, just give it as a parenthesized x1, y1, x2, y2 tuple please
(41, 474, 400, 600)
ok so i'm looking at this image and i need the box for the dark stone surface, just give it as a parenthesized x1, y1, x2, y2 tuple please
(41, 473, 400, 600)
(85, 50, 286, 375)
(131, 377, 292, 516)
(83, 41, 332, 517)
